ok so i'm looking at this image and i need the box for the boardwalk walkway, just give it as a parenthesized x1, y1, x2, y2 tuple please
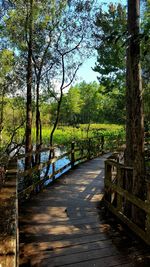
(19, 155, 150, 267)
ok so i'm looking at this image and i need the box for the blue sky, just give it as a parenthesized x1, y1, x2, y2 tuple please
(77, 0, 127, 84)
(77, 57, 98, 83)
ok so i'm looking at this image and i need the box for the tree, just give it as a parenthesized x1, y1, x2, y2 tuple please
(93, 4, 127, 91)
(142, 1, 150, 129)
(125, 0, 145, 224)
(2, 0, 68, 168)
(93, 2, 150, 126)
(25, 0, 33, 169)
(59, 86, 83, 125)
(42, 0, 96, 145)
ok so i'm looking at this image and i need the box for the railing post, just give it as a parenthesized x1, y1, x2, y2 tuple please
(124, 167, 133, 218)
(146, 181, 150, 243)
(52, 148, 55, 181)
(71, 141, 75, 169)
(88, 138, 91, 160)
(104, 161, 112, 203)
(117, 166, 123, 212)
(101, 135, 104, 154)
(81, 142, 84, 159)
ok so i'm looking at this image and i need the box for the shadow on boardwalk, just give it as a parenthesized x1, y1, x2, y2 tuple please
(19, 154, 150, 267)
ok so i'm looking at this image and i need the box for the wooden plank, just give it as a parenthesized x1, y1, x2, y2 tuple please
(19, 155, 150, 267)
(74, 156, 87, 163)
(35, 254, 131, 267)
(104, 161, 112, 202)
(20, 233, 110, 252)
(18, 157, 57, 178)
(56, 150, 71, 161)
(17, 145, 55, 159)
(29, 247, 123, 266)
(54, 162, 71, 176)
(19, 239, 113, 266)
(19, 216, 102, 229)
(40, 239, 113, 257)
(20, 231, 110, 245)
(117, 167, 123, 211)
(106, 159, 133, 170)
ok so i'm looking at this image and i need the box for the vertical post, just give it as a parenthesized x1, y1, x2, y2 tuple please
(101, 135, 104, 154)
(52, 148, 55, 181)
(71, 141, 75, 169)
(124, 167, 133, 218)
(104, 161, 112, 203)
(146, 181, 150, 243)
(81, 142, 84, 159)
(88, 138, 91, 160)
(96, 138, 100, 156)
(117, 166, 123, 212)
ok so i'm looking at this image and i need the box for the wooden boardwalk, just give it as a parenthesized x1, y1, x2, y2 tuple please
(19, 155, 150, 267)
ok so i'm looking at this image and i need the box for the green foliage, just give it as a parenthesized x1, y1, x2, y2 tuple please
(93, 2, 150, 127)
(1, 0, 149, 155)
(93, 4, 127, 90)
(0, 49, 14, 78)
(3, 123, 124, 147)
(3, 0, 67, 52)
(56, 81, 125, 124)
(1, 96, 25, 145)
(32, 124, 125, 146)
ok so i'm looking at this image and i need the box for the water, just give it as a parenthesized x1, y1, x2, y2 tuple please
(18, 147, 71, 191)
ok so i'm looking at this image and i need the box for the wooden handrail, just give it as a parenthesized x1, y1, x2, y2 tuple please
(104, 156, 150, 245)
(16, 146, 55, 159)
(3, 134, 128, 202)
(17, 137, 105, 198)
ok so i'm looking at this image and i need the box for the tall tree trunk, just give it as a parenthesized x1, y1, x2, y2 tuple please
(25, 0, 33, 170)
(0, 88, 5, 145)
(35, 76, 42, 165)
(125, 0, 145, 225)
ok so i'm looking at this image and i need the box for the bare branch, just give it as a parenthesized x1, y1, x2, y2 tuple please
(32, 54, 39, 76)
(41, 62, 55, 78)
(60, 54, 65, 92)
(62, 63, 82, 90)
(5, 120, 26, 155)
(46, 74, 59, 102)
(57, 35, 84, 56)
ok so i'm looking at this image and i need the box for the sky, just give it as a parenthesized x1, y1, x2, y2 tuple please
(76, 0, 127, 84)
(77, 57, 98, 84)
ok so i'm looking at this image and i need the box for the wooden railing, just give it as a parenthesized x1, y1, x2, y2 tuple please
(104, 154, 150, 245)
(0, 134, 124, 267)
(17, 136, 106, 200)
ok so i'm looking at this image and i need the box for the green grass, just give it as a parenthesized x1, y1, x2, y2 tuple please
(1, 123, 125, 148)
(34, 123, 125, 146)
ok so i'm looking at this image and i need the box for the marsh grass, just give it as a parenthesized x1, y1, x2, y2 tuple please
(36, 123, 125, 146)
(1, 123, 125, 148)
